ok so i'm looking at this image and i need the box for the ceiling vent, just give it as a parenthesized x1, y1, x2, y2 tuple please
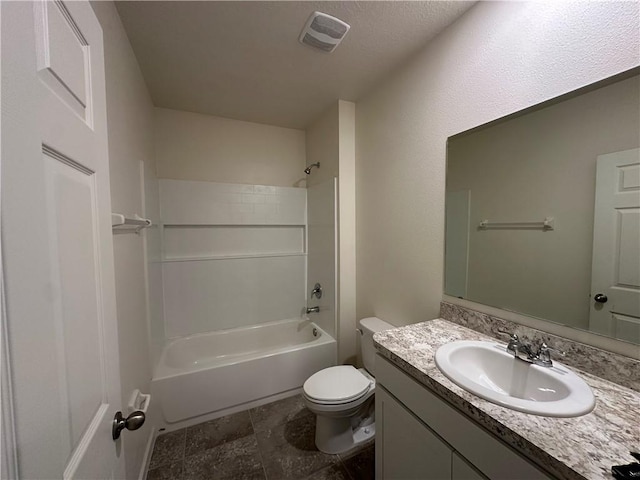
(299, 12, 350, 53)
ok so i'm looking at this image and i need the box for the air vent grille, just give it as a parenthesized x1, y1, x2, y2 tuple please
(299, 12, 350, 53)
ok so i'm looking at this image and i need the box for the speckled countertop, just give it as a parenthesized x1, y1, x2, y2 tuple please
(374, 319, 640, 480)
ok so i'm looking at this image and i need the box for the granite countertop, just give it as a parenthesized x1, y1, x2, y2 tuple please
(373, 319, 640, 480)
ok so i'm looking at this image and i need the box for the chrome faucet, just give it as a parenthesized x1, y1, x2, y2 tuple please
(500, 331, 565, 367)
(504, 333, 537, 363)
(306, 306, 320, 314)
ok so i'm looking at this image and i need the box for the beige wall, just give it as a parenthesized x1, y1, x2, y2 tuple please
(155, 108, 306, 187)
(91, 2, 158, 477)
(337, 101, 357, 365)
(355, 1, 639, 354)
(448, 75, 639, 331)
(306, 101, 358, 364)
(306, 103, 339, 187)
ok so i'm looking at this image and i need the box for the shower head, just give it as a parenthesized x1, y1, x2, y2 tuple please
(304, 162, 320, 175)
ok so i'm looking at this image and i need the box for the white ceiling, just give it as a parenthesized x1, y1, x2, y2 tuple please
(116, 1, 475, 129)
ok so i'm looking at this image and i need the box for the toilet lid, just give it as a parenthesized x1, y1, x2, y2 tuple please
(303, 366, 372, 404)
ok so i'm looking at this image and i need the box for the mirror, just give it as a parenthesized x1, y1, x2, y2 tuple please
(445, 70, 640, 345)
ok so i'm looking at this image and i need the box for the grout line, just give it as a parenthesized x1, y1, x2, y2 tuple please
(180, 428, 187, 460)
(338, 456, 356, 480)
(248, 408, 270, 480)
(179, 428, 186, 480)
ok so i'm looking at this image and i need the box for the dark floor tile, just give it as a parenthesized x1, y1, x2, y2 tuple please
(340, 445, 375, 480)
(146, 461, 183, 480)
(337, 438, 374, 461)
(303, 463, 352, 480)
(255, 415, 339, 480)
(250, 394, 314, 433)
(183, 435, 265, 480)
(149, 430, 186, 470)
(185, 411, 254, 457)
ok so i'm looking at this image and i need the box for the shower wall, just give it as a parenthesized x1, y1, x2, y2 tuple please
(159, 179, 307, 337)
(307, 178, 338, 339)
(149, 108, 338, 355)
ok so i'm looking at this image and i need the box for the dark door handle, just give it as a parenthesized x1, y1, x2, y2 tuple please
(594, 294, 608, 304)
(112, 411, 145, 440)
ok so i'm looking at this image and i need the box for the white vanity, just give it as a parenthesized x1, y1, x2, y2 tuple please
(376, 355, 553, 479)
(374, 316, 640, 480)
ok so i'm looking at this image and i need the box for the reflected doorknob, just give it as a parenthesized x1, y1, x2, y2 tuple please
(594, 293, 608, 304)
(112, 410, 145, 440)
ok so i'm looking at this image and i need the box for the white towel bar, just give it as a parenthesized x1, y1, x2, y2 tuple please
(478, 217, 554, 230)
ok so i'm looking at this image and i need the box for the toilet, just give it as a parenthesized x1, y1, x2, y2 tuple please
(302, 317, 394, 454)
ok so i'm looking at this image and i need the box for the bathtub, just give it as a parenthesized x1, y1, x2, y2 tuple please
(151, 318, 336, 424)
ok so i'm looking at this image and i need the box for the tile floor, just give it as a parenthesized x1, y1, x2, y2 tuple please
(146, 394, 375, 480)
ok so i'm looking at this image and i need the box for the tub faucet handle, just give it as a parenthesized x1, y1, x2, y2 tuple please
(306, 306, 320, 314)
(311, 283, 323, 299)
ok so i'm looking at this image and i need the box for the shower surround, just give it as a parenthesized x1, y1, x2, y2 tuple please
(151, 178, 338, 427)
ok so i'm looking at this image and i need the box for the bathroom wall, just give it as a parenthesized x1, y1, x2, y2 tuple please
(154, 107, 306, 187)
(307, 179, 337, 339)
(306, 103, 339, 187)
(90, 2, 160, 478)
(159, 179, 307, 337)
(337, 101, 357, 365)
(448, 75, 639, 331)
(305, 101, 357, 364)
(356, 2, 639, 353)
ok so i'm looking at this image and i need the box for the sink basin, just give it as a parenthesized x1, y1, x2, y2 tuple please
(434, 340, 595, 417)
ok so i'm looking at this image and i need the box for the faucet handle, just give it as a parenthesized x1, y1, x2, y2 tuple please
(537, 342, 565, 356)
(497, 328, 518, 342)
(536, 342, 565, 367)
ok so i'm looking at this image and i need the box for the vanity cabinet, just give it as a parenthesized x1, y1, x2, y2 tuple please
(375, 354, 554, 480)
(376, 386, 453, 479)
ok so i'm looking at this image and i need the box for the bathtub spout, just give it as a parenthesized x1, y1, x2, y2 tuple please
(306, 306, 320, 314)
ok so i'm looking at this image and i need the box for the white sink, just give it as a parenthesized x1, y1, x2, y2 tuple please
(434, 340, 595, 417)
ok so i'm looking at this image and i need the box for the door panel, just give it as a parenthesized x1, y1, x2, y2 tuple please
(452, 452, 488, 480)
(35, 0, 90, 120)
(1, 1, 123, 478)
(43, 148, 104, 448)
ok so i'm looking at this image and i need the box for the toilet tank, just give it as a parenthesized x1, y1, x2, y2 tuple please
(359, 317, 394, 375)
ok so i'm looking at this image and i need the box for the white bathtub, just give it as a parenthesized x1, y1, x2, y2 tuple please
(151, 318, 336, 424)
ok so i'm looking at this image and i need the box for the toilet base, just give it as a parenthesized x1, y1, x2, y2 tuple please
(314, 412, 375, 454)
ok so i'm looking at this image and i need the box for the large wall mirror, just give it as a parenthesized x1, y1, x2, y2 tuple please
(445, 69, 640, 345)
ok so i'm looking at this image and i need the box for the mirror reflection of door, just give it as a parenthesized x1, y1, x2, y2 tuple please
(589, 148, 640, 343)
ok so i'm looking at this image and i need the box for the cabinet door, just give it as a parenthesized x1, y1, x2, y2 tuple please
(376, 386, 453, 480)
(453, 452, 489, 480)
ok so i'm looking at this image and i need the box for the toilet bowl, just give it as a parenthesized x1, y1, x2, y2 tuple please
(302, 317, 393, 454)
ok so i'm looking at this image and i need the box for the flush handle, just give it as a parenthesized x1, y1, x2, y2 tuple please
(112, 410, 145, 440)
(594, 293, 608, 304)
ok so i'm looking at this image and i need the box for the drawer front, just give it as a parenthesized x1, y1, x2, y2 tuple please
(376, 354, 554, 480)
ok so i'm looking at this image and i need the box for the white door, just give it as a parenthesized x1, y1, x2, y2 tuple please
(1, 1, 124, 478)
(589, 148, 640, 343)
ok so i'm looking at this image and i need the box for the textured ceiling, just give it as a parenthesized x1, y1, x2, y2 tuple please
(116, 1, 475, 128)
